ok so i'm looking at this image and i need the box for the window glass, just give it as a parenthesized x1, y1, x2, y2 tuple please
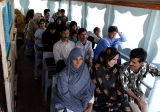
(60, 1, 68, 16)
(53, 2, 60, 14)
(86, 5, 106, 36)
(71, 1, 83, 27)
(113, 10, 148, 51)
(29, 0, 48, 14)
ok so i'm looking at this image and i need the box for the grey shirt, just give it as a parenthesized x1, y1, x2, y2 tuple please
(76, 40, 94, 60)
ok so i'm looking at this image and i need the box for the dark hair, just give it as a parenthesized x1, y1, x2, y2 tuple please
(78, 28, 87, 35)
(97, 47, 120, 66)
(47, 22, 56, 30)
(39, 18, 45, 24)
(44, 9, 50, 15)
(70, 30, 77, 36)
(61, 9, 65, 13)
(60, 26, 69, 32)
(45, 19, 49, 24)
(26, 9, 34, 23)
(130, 48, 147, 62)
(69, 21, 77, 30)
(108, 26, 118, 33)
(55, 16, 62, 23)
(42, 22, 56, 41)
(70, 21, 77, 27)
(93, 27, 100, 33)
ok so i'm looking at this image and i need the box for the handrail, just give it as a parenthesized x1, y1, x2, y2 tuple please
(141, 80, 153, 90)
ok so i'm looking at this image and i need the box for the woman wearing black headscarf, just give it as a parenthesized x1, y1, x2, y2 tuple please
(54, 16, 65, 40)
(91, 47, 132, 112)
(55, 48, 95, 112)
(42, 22, 59, 51)
(69, 21, 77, 33)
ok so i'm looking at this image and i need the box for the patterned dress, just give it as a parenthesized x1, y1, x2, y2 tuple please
(90, 50, 132, 112)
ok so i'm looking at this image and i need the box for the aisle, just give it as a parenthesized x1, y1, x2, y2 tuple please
(17, 46, 49, 112)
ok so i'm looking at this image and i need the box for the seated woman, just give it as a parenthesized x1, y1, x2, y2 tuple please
(42, 22, 58, 51)
(90, 47, 132, 112)
(55, 48, 95, 112)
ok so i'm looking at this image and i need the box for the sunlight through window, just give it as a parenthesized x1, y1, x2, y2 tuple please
(149, 79, 160, 112)
(71, 2, 83, 27)
(53, 2, 60, 14)
(113, 10, 148, 49)
(152, 37, 160, 63)
(14, 0, 21, 10)
(86, 6, 105, 36)
(60, 1, 68, 16)
(28, 0, 48, 14)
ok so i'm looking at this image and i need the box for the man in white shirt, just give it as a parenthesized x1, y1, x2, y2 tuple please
(53, 26, 75, 64)
(43, 9, 54, 23)
(76, 28, 93, 68)
(88, 27, 101, 49)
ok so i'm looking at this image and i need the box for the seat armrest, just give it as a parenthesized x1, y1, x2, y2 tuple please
(141, 80, 153, 98)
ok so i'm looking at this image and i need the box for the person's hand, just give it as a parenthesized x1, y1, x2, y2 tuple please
(84, 103, 93, 112)
(114, 26, 121, 34)
(136, 99, 146, 110)
(85, 59, 92, 68)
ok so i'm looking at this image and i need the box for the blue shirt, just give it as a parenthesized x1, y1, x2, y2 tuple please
(94, 33, 126, 60)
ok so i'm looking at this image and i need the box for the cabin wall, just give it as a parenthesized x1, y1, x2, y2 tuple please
(0, 0, 16, 111)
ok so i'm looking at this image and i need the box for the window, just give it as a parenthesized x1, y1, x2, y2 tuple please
(86, 3, 106, 36)
(71, 1, 83, 27)
(152, 38, 160, 64)
(113, 9, 148, 50)
(148, 79, 160, 112)
(29, 0, 48, 14)
(60, 1, 69, 16)
(53, 2, 60, 14)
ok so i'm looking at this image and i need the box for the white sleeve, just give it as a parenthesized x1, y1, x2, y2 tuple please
(89, 42, 94, 58)
(53, 43, 62, 64)
(89, 96, 94, 103)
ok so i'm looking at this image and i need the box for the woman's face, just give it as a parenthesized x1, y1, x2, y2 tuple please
(108, 54, 119, 67)
(72, 25, 77, 31)
(40, 21, 45, 29)
(57, 19, 62, 25)
(72, 56, 83, 68)
(72, 34, 77, 39)
(50, 29, 56, 34)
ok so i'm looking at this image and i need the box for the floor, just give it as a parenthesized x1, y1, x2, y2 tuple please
(16, 45, 50, 112)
